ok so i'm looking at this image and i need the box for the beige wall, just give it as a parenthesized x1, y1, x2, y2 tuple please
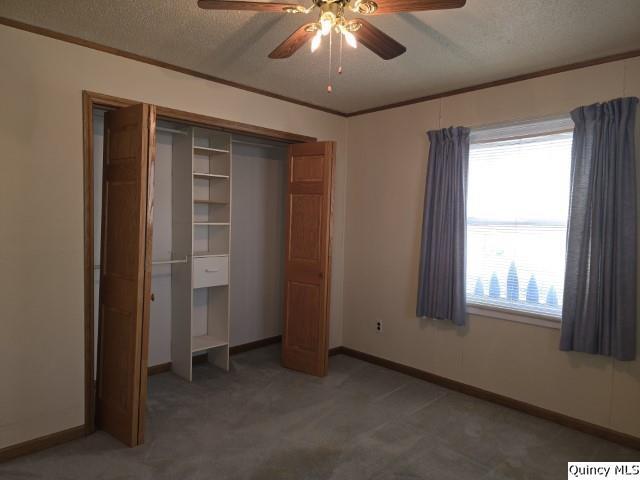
(1, 21, 639, 453)
(344, 57, 640, 437)
(0, 25, 347, 449)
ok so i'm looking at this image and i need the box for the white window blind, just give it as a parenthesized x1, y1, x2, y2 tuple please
(466, 117, 573, 319)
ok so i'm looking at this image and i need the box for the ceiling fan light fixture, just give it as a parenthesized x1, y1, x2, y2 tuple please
(311, 30, 322, 52)
(343, 30, 357, 48)
(200, 0, 467, 68)
(320, 12, 335, 36)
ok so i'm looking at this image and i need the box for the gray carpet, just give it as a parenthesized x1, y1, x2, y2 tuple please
(1, 345, 637, 479)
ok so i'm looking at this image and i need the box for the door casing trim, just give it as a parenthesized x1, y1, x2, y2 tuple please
(83, 90, 317, 435)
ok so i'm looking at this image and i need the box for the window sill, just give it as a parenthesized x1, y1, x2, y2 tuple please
(467, 303, 561, 330)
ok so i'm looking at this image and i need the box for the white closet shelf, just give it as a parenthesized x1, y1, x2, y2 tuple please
(193, 222, 230, 226)
(193, 172, 230, 179)
(194, 146, 230, 154)
(192, 335, 228, 353)
(193, 199, 228, 205)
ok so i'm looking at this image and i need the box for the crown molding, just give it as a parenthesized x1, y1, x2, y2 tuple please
(2, 17, 640, 121)
(346, 48, 640, 116)
(0, 16, 348, 117)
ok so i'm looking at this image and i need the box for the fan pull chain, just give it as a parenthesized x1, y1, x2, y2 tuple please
(338, 32, 343, 75)
(327, 29, 333, 93)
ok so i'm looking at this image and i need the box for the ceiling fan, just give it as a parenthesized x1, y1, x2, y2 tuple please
(198, 0, 466, 61)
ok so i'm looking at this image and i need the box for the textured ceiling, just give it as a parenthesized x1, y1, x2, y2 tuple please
(1, 0, 640, 114)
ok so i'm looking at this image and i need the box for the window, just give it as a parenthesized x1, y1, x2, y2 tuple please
(466, 118, 573, 319)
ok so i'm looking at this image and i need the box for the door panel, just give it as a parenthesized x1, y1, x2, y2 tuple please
(282, 142, 335, 377)
(289, 194, 322, 262)
(291, 155, 325, 182)
(287, 281, 321, 351)
(96, 103, 155, 447)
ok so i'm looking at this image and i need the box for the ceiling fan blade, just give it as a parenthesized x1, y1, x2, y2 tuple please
(269, 23, 317, 58)
(351, 19, 406, 60)
(198, 0, 302, 12)
(366, 0, 465, 14)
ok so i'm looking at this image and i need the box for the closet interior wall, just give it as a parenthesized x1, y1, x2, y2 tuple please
(92, 109, 287, 381)
(230, 137, 286, 346)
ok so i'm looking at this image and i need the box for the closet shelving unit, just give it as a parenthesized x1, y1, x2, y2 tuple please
(171, 126, 231, 381)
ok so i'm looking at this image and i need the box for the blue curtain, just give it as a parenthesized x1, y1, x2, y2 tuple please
(560, 97, 638, 360)
(416, 127, 470, 326)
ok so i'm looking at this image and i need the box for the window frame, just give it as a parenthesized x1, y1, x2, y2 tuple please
(467, 303, 561, 329)
(465, 116, 574, 328)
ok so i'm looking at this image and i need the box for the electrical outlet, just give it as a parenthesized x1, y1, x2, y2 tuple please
(376, 320, 382, 333)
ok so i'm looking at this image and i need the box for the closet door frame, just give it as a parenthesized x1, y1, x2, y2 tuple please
(82, 90, 317, 436)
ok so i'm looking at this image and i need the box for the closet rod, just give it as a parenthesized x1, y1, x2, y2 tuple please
(93, 256, 189, 269)
(157, 126, 188, 136)
(152, 257, 189, 265)
(232, 139, 283, 149)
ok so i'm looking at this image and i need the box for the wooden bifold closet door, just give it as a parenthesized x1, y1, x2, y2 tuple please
(96, 103, 156, 447)
(282, 141, 335, 377)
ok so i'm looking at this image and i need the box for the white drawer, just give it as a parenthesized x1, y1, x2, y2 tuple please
(192, 256, 229, 288)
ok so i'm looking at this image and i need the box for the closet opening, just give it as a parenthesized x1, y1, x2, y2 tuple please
(84, 91, 335, 448)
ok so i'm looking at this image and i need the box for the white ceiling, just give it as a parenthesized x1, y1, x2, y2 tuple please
(2, 0, 639, 114)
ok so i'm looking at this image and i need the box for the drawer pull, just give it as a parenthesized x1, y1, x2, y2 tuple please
(205, 268, 220, 273)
